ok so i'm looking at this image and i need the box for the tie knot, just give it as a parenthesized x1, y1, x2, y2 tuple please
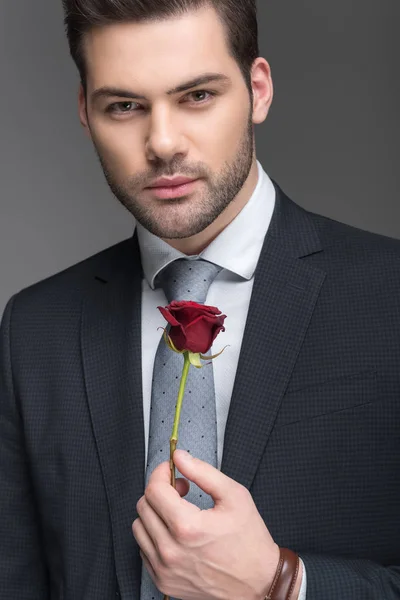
(155, 258, 222, 304)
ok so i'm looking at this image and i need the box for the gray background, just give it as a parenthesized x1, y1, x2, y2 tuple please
(1, 0, 399, 312)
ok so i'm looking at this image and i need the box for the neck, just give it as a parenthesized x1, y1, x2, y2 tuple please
(163, 159, 259, 255)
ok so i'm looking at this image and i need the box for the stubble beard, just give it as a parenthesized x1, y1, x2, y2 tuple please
(93, 111, 254, 240)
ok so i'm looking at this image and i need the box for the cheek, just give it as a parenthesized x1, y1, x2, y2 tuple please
(92, 120, 140, 173)
(196, 102, 249, 161)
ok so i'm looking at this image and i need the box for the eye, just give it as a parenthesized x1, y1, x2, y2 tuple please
(185, 90, 216, 104)
(106, 101, 138, 115)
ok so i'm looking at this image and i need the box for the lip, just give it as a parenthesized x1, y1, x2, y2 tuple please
(144, 178, 200, 199)
(147, 176, 197, 188)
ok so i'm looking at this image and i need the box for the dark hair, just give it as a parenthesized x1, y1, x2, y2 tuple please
(61, 0, 259, 97)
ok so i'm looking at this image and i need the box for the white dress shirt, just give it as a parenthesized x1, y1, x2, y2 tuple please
(137, 160, 307, 599)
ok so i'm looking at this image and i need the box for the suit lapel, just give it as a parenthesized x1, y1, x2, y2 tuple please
(81, 232, 144, 598)
(220, 184, 326, 490)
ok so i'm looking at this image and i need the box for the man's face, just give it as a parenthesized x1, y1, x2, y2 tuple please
(79, 6, 260, 240)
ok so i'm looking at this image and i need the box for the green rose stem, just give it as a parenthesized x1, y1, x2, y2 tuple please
(169, 351, 191, 490)
(159, 328, 227, 600)
(165, 350, 190, 600)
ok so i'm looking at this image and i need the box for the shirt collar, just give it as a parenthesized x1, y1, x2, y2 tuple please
(136, 160, 276, 289)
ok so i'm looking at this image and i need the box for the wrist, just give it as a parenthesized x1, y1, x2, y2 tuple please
(259, 544, 280, 600)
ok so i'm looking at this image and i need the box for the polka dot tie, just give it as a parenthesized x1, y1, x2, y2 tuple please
(140, 258, 222, 600)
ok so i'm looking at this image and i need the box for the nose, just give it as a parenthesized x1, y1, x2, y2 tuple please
(145, 107, 188, 162)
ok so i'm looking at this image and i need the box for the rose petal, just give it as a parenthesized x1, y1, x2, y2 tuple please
(184, 315, 225, 353)
(169, 301, 222, 316)
(168, 326, 187, 352)
(158, 306, 181, 327)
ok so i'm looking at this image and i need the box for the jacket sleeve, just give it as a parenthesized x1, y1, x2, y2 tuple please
(0, 295, 49, 597)
(301, 553, 400, 598)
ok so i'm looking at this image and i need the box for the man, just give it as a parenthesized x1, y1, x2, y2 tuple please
(0, 0, 399, 598)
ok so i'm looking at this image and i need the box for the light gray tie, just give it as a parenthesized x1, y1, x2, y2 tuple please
(140, 258, 222, 600)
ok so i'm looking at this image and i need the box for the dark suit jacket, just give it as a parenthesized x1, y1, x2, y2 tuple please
(1, 182, 400, 599)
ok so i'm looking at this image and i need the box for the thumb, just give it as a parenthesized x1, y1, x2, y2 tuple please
(173, 449, 235, 507)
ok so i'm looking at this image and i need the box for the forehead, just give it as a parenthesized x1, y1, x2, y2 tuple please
(83, 6, 236, 92)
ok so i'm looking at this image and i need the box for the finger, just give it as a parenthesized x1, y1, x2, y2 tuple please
(148, 459, 176, 485)
(141, 550, 157, 583)
(173, 449, 237, 507)
(132, 517, 158, 572)
(146, 463, 200, 531)
(148, 462, 189, 496)
(136, 496, 175, 554)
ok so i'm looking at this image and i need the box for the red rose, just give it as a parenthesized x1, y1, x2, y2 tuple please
(158, 300, 226, 354)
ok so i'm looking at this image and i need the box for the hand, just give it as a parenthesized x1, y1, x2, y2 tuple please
(132, 449, 282, 600)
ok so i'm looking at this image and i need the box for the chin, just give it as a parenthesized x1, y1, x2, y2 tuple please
(157, 228, 198, 240)
(146, 216, 205, 239)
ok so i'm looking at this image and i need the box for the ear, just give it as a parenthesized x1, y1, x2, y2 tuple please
(78, 83, 92, 139)
(250, 57, 274, 125)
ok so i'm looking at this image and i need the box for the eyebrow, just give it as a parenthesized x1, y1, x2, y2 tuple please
(91, 72, 231, 103)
